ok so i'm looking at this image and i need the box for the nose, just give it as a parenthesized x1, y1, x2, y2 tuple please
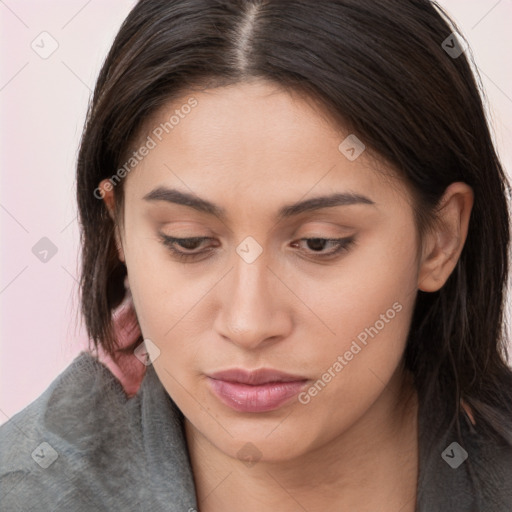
(213, 252, 293, 350)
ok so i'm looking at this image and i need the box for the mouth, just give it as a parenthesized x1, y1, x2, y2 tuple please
(206, 368, 309, 413)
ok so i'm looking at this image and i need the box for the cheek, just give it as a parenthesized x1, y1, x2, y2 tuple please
(305, 224, 417, 335)
(122, 210, 196, 321)
(293, 226, 418, 392)
(129, 266, 211, 348)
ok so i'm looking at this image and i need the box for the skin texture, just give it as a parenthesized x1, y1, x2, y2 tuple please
(100, 79, 474, 511)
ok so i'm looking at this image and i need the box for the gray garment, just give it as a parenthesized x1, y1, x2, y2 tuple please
(1, 351, 511, 511)
(1, 352, 197, 512)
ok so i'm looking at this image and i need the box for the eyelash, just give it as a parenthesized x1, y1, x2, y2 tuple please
(158, 234, 356, 262)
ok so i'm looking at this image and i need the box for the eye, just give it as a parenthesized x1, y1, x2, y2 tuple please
(291, 237, 356, 259)
(159, 233, 356, 263)
(159, 234, 216, 262)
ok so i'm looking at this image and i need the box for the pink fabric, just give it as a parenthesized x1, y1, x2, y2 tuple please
(92, 289, 147, 398)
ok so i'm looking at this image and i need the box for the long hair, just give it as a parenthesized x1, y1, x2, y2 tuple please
(76, 0, 512, 458)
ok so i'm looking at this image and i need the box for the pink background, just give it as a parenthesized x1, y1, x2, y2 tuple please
(1, 0, 511, 426)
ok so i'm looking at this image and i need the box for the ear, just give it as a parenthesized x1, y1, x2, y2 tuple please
(99, 179, 126, 264)
(417, 182, 474, 292)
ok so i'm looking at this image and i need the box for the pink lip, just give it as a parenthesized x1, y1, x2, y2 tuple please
(207, 368, 309, 412)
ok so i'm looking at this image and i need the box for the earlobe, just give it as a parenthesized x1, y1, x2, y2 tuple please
(99, 179, 116, 221)
(99, 179, 126, 264)
(114, 226, 126, 264)
(417, 182, 474, 292)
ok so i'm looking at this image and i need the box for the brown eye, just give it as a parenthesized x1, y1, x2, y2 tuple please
(158, 233, 356, 264)
(291, 237, 356, 258)
(159, 234, 216, 261)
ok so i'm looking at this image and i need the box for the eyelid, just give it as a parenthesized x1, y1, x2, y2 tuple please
(158, 232, 356, 263)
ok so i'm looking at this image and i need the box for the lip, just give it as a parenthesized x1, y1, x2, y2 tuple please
(207, 368, 309, 412)
(208, 368, 308, 385)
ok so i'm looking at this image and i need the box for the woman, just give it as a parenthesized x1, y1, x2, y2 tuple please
(1, 1, 511, 510)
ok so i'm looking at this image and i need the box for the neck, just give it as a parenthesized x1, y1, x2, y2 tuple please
(185, 368, 419, 512)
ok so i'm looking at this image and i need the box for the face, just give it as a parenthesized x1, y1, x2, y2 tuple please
(107, 80, 425, 462)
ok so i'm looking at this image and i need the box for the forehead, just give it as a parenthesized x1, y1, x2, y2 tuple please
(123, 80, 407, 213)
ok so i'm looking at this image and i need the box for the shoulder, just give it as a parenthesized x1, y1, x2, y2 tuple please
(417, 399, 512, 512)
(460, 405, 512, 511)
(1, 352, 110, 471)
(0, 351, 142, 510)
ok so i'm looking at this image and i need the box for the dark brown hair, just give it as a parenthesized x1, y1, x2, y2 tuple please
(76, 0, 512, 466)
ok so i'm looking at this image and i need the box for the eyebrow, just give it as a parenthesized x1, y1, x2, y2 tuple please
(143, 186, 375, 221)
